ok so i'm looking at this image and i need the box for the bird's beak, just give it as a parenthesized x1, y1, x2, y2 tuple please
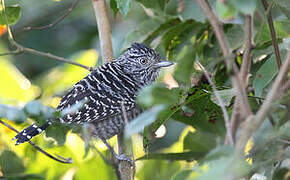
(154, 61, 175, 68)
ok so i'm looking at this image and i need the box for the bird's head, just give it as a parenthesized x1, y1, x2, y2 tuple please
(116, 43, 174, 85)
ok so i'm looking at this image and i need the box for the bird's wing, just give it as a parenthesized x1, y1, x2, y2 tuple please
(57, 67, 137, 124)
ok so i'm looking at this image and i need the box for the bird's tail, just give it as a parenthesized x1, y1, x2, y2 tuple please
(12, 121, 52, 145)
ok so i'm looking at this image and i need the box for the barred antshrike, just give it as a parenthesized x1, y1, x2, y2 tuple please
(12, 43, 173, 161)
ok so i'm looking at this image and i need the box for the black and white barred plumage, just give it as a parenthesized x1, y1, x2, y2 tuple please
(12, 43, 174, 145)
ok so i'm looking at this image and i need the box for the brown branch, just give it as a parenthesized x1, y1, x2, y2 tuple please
(261, 0, 282, 70)
(91, 0, 114, 63)
(23, 0, 80, 31)
(229, 15, 255, 143)
(91, 0, 133, 179)
(197, 61, 234, 146)
(195, 0, 252, 119)
(0, 120, 72, 164)
(240, 15, 254, 84)
(0, 0, 93, 72)
(236, 47, 290, 153)
(0, 41, 93, 71)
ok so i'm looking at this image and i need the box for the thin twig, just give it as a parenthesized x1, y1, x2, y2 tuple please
(197, 61, 234, 146)
(91, 0, 133, 179)
(195, 0, 253, 120)
(261, 0, 282, 70)
(236, 47, 290, 153)
(0, 120, 72, 164)
(277, 139, 290, 145)
(23, 0, 80, 31)
(0, 41, 93, 71)
(240, 15, 254, 84)
(0, 0, 93, 72)
(229, 14, 255, 143)
(91, 0, 113, 63)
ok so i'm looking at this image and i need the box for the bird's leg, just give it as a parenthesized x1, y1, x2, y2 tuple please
(100, 138, 134, 167)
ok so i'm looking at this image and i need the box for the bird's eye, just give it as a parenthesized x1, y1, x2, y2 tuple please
(140, 58, 149, 65)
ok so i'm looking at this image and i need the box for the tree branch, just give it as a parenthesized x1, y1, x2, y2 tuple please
(91, 0, 133, 179)
(261, 0, 282, 70)
(197, 61, 234, 146)
(195, 0, 252, 119)
(236, 47, 290, 153)
(229, 15, 255, 143)
(91, 0, 113, 63)
(0, 120, 72, 164)
(240, 15, 254, 84)
(0, 0, 93, 72)
(23, 0, 80, 31)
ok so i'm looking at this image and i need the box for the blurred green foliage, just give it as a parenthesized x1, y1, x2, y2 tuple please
(0, 0, 290, 179)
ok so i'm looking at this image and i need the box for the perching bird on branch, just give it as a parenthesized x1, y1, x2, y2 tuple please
(12, 43, 174, 160)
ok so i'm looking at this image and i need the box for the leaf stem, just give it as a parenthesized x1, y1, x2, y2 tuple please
(261, 0, 282, 70)
(0, 120, 72, 164)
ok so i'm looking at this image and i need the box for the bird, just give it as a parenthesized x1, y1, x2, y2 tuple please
(12, 43, 174, 161)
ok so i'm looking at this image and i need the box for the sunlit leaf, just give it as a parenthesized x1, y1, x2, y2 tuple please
(0, 57, 39, 104)
(172, 169, 193, 180)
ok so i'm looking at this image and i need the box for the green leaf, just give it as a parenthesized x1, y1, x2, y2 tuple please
(230, 0, 257, 14)
(0, 104, 26, 123)
(227, 25, 244, 51)
(216, 1, 237, 20)
(195, 155, 250, 180)
(277, 0, 290, 19)
(24, 100, 55, 123)
(255, 21, 290, 46)
(143, 18, 181, 45)
(210, 88, 235, 107)
(172, 86, 225, 133)
(136, 160, 180, 180)
(0, 5, 21, 25)
(117, 0, 131, 17)
(202, 145, 234, 162)
(110, 0, 119, 16)
(124, 105, 165, 138)
(45, 123, 70, 146)
(180, 0, 206, 22)
(0, 150, 25, 176)
(253, 55, 278, 97)
(135, 0, 168, 15)
(183, 131, 216, 152)
(172, 169, 193, 180)
(173, 45, 196, 84)
(137, 84, 183, 107)
(137, 151, 206, 161)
